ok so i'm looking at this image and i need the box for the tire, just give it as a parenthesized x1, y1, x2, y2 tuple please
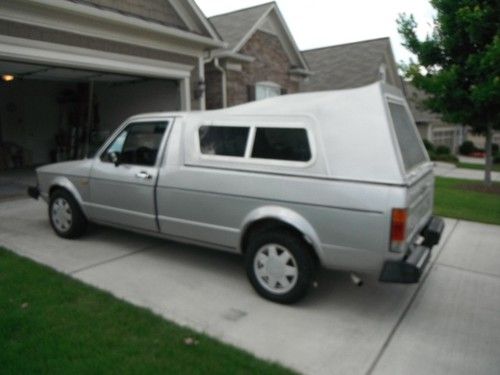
(49, 189, 87, 239)
(245, 229, 316, 304)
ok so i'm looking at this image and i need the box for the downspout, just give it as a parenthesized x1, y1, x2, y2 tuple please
(197, 55, 206, 111)
(213, 57, 227, 108)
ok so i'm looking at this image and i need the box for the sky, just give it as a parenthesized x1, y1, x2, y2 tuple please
(195, 0, 436, 64)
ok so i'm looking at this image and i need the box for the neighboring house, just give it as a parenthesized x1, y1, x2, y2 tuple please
(402, 81, 464, 153)
(204, 2, 311, 109)
(465, 132, 500, 150)
(0, 0, 223, 168)
(301, 37, 464, 153)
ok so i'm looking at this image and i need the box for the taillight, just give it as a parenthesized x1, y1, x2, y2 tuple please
(390, 208, 408, 252)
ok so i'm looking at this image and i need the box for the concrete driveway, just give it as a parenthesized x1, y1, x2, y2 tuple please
(1, 199, 499, 375)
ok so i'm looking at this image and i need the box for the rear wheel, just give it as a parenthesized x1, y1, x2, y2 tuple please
(245, 229, 316, 304)
(49, 189, 87, 239)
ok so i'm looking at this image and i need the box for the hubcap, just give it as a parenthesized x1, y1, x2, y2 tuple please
(254, 244, 299, 294)
(51, 198, 72, 232)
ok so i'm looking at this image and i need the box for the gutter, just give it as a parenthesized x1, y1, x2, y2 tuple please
(212, 50, 255, 63)
(289, 68, 314, 76)
(203, 49, 254, 63)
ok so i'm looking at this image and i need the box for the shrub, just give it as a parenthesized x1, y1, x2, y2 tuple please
(423, 139, 434, 152)
(494, 155, 500, 165)
(431, 153, 459, 163)
(459, 141, 476, 155)
(435, 145, 451, 155)
(492, 143, 499, 154)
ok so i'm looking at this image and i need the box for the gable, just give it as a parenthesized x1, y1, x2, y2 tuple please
(210, 3, 309, 72)
(209, 3, 272, 51)
(252, 10, 303, 68)
(240, 30, 294, 72)
(237, 6, 308, 71)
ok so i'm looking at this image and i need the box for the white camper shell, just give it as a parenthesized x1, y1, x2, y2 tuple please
(30, 82, 445, 304)
(182, 82, 430, 185)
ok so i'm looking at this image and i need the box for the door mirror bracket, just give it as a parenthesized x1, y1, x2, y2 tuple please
(109, 152, 120, 167)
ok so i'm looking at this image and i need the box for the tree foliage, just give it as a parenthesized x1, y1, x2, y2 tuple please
(398, 0, 499, 184)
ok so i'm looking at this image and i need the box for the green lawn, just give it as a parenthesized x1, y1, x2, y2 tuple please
(456, 162, 500, 172)
(434, 177, 500, 225)
(0, 248, 295, 375)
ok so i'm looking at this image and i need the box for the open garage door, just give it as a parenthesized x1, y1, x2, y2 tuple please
(0, 60, 181, 170)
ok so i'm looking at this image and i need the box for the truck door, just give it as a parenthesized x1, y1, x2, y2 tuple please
(88, 119, 171, 232)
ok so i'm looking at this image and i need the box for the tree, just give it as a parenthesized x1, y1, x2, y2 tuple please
(397, 0, 499, 185)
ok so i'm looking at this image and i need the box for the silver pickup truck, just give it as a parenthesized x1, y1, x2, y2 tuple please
(29, 82, 444, 304)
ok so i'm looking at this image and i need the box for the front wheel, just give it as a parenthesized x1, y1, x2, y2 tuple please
(245, 229, 316, 304)
(49, 189, 87, 239)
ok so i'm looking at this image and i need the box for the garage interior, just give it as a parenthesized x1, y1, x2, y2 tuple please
(0, 60, 181, 171)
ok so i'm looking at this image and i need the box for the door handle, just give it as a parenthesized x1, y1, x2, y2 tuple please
(135, 171, 152, 180)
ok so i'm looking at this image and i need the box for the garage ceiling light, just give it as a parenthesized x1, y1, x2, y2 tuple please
(2, 74, 15, 82)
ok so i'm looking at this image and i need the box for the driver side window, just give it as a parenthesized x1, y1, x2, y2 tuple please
(101, 121, 168, 166)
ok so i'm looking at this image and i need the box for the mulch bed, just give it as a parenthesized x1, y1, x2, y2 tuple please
(457, 183, 500, 195)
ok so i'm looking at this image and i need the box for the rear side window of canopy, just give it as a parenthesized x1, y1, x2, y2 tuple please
(252, 128, 311, 162)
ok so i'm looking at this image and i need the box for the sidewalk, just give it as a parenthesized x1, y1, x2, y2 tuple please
(434, 162, 500, 181)
(459, 156, 485, 165)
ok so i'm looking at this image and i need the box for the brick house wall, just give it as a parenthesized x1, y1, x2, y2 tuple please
(205, 30, 300, 109)
(69, 0, 189, 30)
(229, 30, 299, 107)
(205, 65, 223, 110)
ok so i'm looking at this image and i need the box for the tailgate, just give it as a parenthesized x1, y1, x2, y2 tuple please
(406, 170, 434, 242)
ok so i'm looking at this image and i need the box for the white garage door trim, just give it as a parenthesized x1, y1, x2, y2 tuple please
(0, 35, 193, 110)
(432, 126, 461, 152)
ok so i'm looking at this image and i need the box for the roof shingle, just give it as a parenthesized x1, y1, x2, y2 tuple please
(301, 38, 392, 91)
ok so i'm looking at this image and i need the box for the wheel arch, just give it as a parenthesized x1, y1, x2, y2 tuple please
(48, 177, 87, 217)
(239, 206, 324, 265)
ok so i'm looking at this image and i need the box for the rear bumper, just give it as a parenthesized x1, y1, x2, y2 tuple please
(379, 216, 445, 283)
(27, 186, 40, 200)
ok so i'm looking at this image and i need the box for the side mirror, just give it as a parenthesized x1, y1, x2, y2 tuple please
(109, 152, 120, 167)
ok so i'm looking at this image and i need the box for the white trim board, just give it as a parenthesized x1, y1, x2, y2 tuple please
(0, 35, 193, 80)
(0, 0, 224, 58)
